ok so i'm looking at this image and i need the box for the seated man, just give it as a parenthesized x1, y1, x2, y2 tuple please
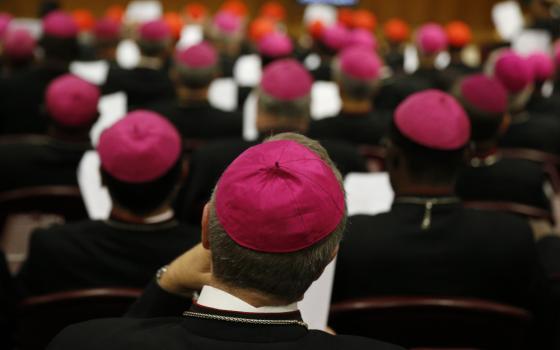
(148, 42, 243, 140)
(333, 90, 552, 328)
(47, 133, 403, 350)
(17, 111, 200, 295)
(0, 74, 99, 192)
(454, 74, 552, 210)
(180, 59, 367, 223)
(103, 19, 175, 110)
(309, 47, 390, 146)
(0, 11, 80, 135)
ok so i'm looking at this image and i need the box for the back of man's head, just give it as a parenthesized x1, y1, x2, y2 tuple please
(333, 46, 382, 101)
(174, 42, 219, 89)
(137, 19, 172, 58)
(207, 132, 346, 304)
(257, 59, 313, 133)
(41, 11, 80, 63)
(98, 110, 183, 216)
(389, 90, 471, 186)
(453, 74, 509, 143)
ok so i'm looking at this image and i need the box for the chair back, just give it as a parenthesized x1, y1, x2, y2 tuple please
(329, 296, 532, 350)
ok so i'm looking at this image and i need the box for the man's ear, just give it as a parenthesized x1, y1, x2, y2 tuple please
(201, 203, 210, 250)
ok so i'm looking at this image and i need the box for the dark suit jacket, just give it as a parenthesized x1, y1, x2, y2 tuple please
(500, 113, 560, 155)
(0, 136, 90, 192)
(147, 100, 243, 140)
(333, 201, 550, 312)
(0, 66, 67, 135)
(456, 157, 551, 210)
(47, 280, 404, 350)
(178, 138, 367, 223)
(16, 219, 200, 296)
(103, 66, 175, 110)
(0, 251, 15, 350)
(308, 110, 391, 146)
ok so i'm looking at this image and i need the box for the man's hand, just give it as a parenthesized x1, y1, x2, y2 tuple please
(158, 243, 212, 297)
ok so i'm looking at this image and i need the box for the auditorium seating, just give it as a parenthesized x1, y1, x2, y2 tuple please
(15, 288, 142, 350)
(329, 296, 532, 349)
(0, 186, 88, 272)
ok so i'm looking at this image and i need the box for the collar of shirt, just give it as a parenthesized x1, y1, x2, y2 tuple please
(196, 285, 298, 314)
(143, 209, 175, 224)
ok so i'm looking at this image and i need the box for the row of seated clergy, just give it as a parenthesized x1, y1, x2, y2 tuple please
(177, 59, 367, 223)
(15, 112, 200, 296)
(331, 90, 558, 348)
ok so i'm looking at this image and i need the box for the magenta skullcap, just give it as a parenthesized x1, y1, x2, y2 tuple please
(494, 51, 533, 93)
(139, 19, 171, 42)
(347, 29, 378, 50)
(45, 74, 100, 127)
(93, 18, 121, 41)
(175, 42, 218, 68)
(395, 90, 471, 150)
(260, 59, 313, 100)
(3, 29, 36, 60)
(98, 111, 182, 183)
(42, 11, 79, 38)
(257, 31, 293, 58)
(215, 140, 345, 253)
(527, 52, 555, 83)
(321, 24, 349, 52)
(339, 47, 382, 80)
(0, 13, 13, 38)
(213, 11, 241, 34)
(416, 23, 448, 54)
(460, 74, 508, 115)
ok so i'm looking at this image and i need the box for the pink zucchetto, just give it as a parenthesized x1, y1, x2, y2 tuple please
(459, 74, 508, 115)
(257, 31, 293, 58)
(347, 29, 378, 50)
(139, 19, 171, 42)
(42, 11, 79, 39)
(3, 29, 36, 60)
(213, 11, 242, 34)
(416, 23, 448, 54)
(175, 42, 218, 68)
(0, 13, 13, 39)
(494, 51, 533, 93)
(321, 24, 349, 52)
(339, 47, 382, 81)
(98, 111, 182, 183)
(215, 140, 345, 253)
(395, 90, 471, 150)
(260, 59, 313, 100)
(93, 18, 121, 41)
(45, 74, 100, 127)
(527, 52, 555, 83)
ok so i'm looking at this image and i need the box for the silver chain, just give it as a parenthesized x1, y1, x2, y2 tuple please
(182, 311, 308, 329)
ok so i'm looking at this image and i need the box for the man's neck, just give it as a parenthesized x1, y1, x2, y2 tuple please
(177, 87, 209, 106)
(395, 183, 456, 197)
(209, 278, 292, 308)
(341, 98, 372, 114)
(109, 205, 174, 225)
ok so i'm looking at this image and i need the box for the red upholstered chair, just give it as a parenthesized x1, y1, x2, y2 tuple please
(500, 148, 560, 193)
(329, 296, 532, 350)
(15, 288, 142, 350)
(0, 186, 88, 272)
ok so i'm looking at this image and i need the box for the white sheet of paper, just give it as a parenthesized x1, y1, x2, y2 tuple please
(125, 1, 163, 23)
(234, 54, 262, 88)
(78, 151, 112, 220)
(116, 39, 141, 69)
(345, 173, 394, 216)
(70, 61, 110, 86)
(176, 25, 203, 50)
(209, 78, 238, 112)
(298, 258, 337, 330)
(513, 29, 551, 55)
(90, 92, 127, 147)
(311, 81, 341, 120)
(303, 4, 337, 26)
(242, 91, 258, 141)
(8, 18, 42, 38)
(492, 1, 524, 41)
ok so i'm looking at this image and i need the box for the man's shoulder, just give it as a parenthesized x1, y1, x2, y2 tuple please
(308, 330, 405, 350)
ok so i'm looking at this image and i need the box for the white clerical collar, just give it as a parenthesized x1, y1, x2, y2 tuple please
(143, 209, 174, 224)
(196, 285, 298, 314)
